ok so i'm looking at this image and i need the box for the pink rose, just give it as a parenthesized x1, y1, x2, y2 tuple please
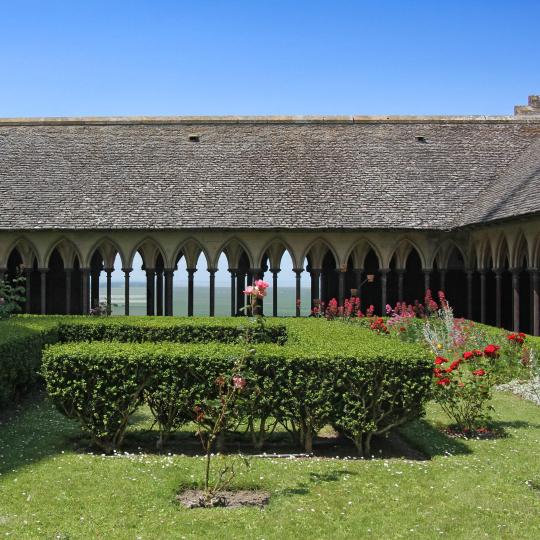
(243, 286, 254, 295)
(255, 279, 270, 290)
(232, 375, 246, 389)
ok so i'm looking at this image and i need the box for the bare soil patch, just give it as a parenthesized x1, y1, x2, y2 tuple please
(176, 489, 270, 509)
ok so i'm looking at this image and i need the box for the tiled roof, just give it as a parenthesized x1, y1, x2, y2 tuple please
(0, 116, 539, 230)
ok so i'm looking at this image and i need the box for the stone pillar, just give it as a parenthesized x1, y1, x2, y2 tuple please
(122, 268, 132, 316)
(91, 268, 100, 309)
(380, 269, 389, 314)
(354, 269, 363, 309)
(512, 269, 520, 332)
(208, 269, 216, 316)
(155, 270, 164, 316)
(396, 269, 404, 301)
(294, 269, 303, 317)
(39, 268, 48, 315)
(495, 269, 503, 328)
(236, 271, 246, 315)
(229, 269, 236, 316)
(105, 268, 113, 315)
(338, 269, 346, 306)
(310, 269, 321, 308)
(164, 269, 174, 316)
(187, 268, 196, 316)
(65, 268, 72, 315)
(439, 269, 446, 293)
(146, 268, 155, 316)
(466, 270, 473, 320)
(479, 270, 486, 324)
(531, 269, 539, 336)
(24, 267, 32, 313)
(81, 268, 90, 315)
(423, 269, 431, 293)
(271, 268, 280, 317)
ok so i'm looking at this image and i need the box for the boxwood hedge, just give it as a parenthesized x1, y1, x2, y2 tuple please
(38, 318, 433, 456)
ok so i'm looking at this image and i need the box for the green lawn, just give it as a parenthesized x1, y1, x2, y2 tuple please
(1, 392, 540, 539)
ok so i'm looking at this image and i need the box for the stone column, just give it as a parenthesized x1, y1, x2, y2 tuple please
(423, 269, 431, 293)
(187, 268, 196, 317)
(354, 268, 363, 309)
(146, 268, 155, 316)
(466, 270, 473, 320)
(271, 268, 280, 317)
(81, 268, 90, 315)
(229, 269, 236, 316)
(338, 269, 346, 306)
(439, 269, 446, 293)
(65, 268, 72, 315)
(380, 269, 389, 314)
(396, 268, 405, 302)
(494, 269, 503, 328)
(294, 269, 303, 317)
(479, 270, 486, 324)
(39, 268, 48, 315)
(90, 268, 100, 309)
(310, 269, 321, 308)
(164, 269, 174, 316)
(512, 268, 520, 332)
(155, 269, 164, 316)
(531, 269, 539, 336)
(236, 271, 246, 315)
(122, 268, 132, 316)
(105, 268, 113, 315)
(24, 267, 32, 313)
(208, 269, 216, 316)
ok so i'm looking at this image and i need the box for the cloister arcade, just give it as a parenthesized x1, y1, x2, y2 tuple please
(1, 217, 539, 335)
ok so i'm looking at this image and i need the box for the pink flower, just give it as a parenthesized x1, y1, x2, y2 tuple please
(243, 286, 254, 295)
(232, 375, 247, 390)
(255, 279, 270, 290)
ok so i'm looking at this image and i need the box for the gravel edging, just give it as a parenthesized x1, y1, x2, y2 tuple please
(496, 377, 540, 406)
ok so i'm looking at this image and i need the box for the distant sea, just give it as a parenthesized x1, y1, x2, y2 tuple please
(100, 283, 313, 317)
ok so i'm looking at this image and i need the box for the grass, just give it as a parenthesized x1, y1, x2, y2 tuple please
(1, 392, 540, 539)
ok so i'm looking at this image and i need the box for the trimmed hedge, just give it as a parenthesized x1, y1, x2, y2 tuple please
(41, 320, 433, 455)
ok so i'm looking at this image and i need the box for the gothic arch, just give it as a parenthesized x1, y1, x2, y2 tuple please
(172, 238, 211, 270)
(301, 238, 339, 270)
(128, 236, 167, 270)
(256, 238, 298, 270)
(214, 237, 255, 270)
(344, 238, 383, 270)
(86, 237, 126, 269)
(43, 237, 82, 269)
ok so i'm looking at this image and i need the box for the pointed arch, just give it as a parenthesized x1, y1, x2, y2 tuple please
(256, 238, 298, 270)
(213, 237, 254, 269)
(173, 237, 211, 270)
(43, 237, 82, 269)
(431, 240, 468, 270)
(86, 237, 126, 269)
(511, 232, 529, 269)
(493, 234, 511, 270)
(388, 237, 427, 270)
(300, 238, 339, 270)
(128, 236, 167, 270)
(3, 236, 39, 268)
(344, 238, 383, 270)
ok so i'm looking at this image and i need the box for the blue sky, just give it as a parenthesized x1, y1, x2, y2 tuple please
(2, 0, 539, 283)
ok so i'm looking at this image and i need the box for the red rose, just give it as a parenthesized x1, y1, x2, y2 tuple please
(434, 356, 447, 365)
(484, 344, 500, 357)
(448, 360, 461, 371)
(472, 369, 486, 376)
(437, 378, 451, 386)
(473, 349, 483, 357)
(507, 333, 516, 341)
(433, 368, 443, 378)
(462, 351, 474, 360)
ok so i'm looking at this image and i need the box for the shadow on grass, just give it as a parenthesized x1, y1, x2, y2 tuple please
(399, 419, 471, 458)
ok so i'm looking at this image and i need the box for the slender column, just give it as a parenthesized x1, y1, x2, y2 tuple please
(209, 269, 216, 316)
(397, 269, 404, 301)
(81, 268, 90, 315)
(423, 269, 431, 293)
(146, 268, 155, 316)
(512, 268, 520, 332)
(164, 269, 174, 316)
(24, 268, 32, 313)
(439, 269, 446, 292)
(310, 269, 321, 308)
(294, 269, 303, 317)
(187, 268, 196, 316)
(531, 270, 539, 336)
(155, 270, 164, 316)
(320, 269, 327, 305)
(65, 268, 72, 315)
(494, 269, 503, 327)
(90, 269, 100, 309)
(271, 268, 280, 317)
(466, 270, 473, 320)
(479, 270, 486, 324)
(105, 268, 113, 315)
(0, 268, 5, 281)
(338, 269, 346, 305)
(228, 269, 236, 316)
(236, 271, 246, 315)
(39, 268, 48, 315)
(122, 268, 132, 316)
(380, 268, 389, 314)
(354, 269, 363, 309)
